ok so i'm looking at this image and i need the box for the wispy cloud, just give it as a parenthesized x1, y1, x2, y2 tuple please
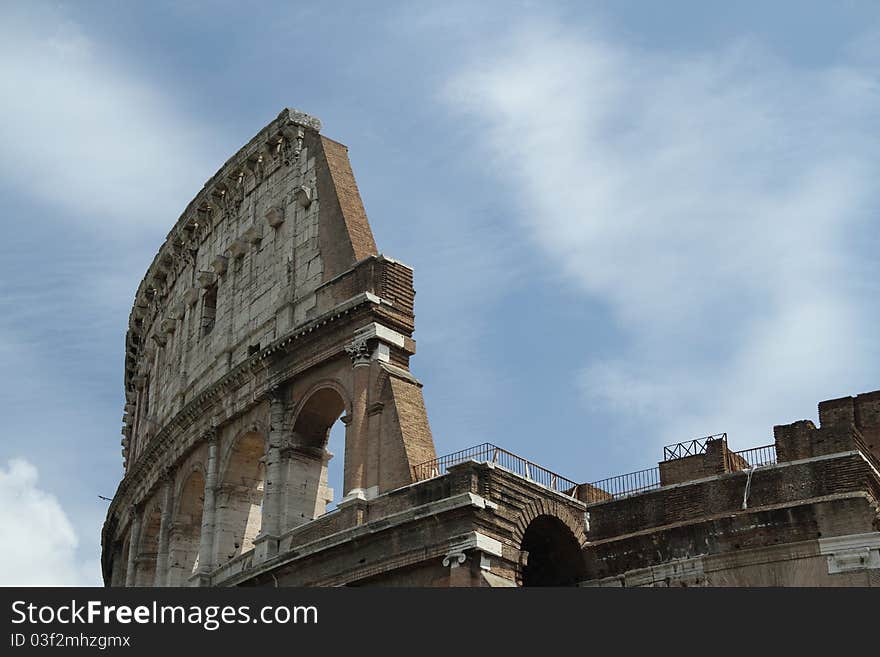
(0, 5, 222, 585)
(0, 7, 218, 235)
(446, 21, 880, 449)
(0, 459, 99, 585)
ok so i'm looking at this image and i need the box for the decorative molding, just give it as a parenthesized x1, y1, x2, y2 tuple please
(442, 532, 503, 568)
(442, 552, 467, 568)
(353, 322, 406, 348)
(819, 532, 880, 574)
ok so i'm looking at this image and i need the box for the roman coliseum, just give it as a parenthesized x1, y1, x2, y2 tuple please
(102, 109, 880, 587)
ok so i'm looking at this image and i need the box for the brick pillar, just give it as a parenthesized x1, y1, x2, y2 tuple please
(153, 475, 173, 587)
(195, 430, 218, 584)
(124, 507, 141, 587)
(344, 337, 371, 498)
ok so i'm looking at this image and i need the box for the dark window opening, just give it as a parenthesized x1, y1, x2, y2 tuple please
(248, 343, 261, 357)
(201, 284, 217, 336)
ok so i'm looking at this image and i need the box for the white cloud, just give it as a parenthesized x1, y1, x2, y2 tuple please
(0, 8, 217, 234)
(0, 459, 99, 586)
(0, 6, 221, 587)
(447, 22, 880, 449)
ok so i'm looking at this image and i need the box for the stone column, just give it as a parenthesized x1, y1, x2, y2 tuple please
(343, 337, 371, 498)
(124, 507, 141, 587)
(153, 474, 173, 587)
(194, 430, 218, 585)
(257, 390, 286, 560)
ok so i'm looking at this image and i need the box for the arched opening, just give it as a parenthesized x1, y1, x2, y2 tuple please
(215, 432, 265, 564)
(168, 470, 204, 586)
(285, 387, 344, 527)
(135, 505, 162, 586)
(520, 515, 585, 587)
(325, 419, 345, 512)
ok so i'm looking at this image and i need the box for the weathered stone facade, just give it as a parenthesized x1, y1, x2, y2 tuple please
(102, 109, 435, 586)
(102, 110, 880, 587)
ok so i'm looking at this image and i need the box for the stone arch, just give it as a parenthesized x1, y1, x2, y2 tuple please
(511, 498, 588, 549)
(168, 467, 205, 586)
(217, 421, 268, 484)
(135, 500, 163, 586)
(214, 430, 266, 564)
(291, 381, 350, 448)
(519, 515, 586, 586)
(512, 501, 587, 587)
(283, 383, 347, 527)
(172, 461, 207, 517)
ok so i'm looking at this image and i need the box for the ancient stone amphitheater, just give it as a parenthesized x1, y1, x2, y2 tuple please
(102, 109, 880, 587)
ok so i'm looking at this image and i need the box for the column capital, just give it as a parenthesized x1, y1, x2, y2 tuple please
(344, 336, 371, 367)
(442, 551, 468, 568)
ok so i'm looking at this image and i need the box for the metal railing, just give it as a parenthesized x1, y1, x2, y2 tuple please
(581, 467, 661, 503)
(415, 439, 781, 507)
(663, 433, 727, 461)
(411, 443, 579, 496)
(584, 442, 778, 504)
(730, 444, 777, 469)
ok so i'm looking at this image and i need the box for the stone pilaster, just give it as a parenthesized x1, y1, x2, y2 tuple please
(193, 430, 218, 585)
(255, 389, 286, 562)
(153, 474, 173, 587)
(343, 336, 371, 498)
(124, 507, 141, 587)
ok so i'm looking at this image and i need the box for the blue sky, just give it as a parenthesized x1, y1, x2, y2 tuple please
(1, 1, 878, 585)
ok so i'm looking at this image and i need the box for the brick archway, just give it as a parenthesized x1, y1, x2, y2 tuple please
(512, 499, 587, 587)
(511, 498, 587, 549)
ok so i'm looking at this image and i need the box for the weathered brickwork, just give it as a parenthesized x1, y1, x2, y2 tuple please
(102, 109, 880, 588)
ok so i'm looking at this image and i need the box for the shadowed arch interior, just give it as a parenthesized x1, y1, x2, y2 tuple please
(215, 432, 265, 564)
(168, 470, 205, 586)
(283, 387, 344, 528)
(520, 515, 585, 587)
(292, 388, 347, 448)
(136, 505, 162, 586)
